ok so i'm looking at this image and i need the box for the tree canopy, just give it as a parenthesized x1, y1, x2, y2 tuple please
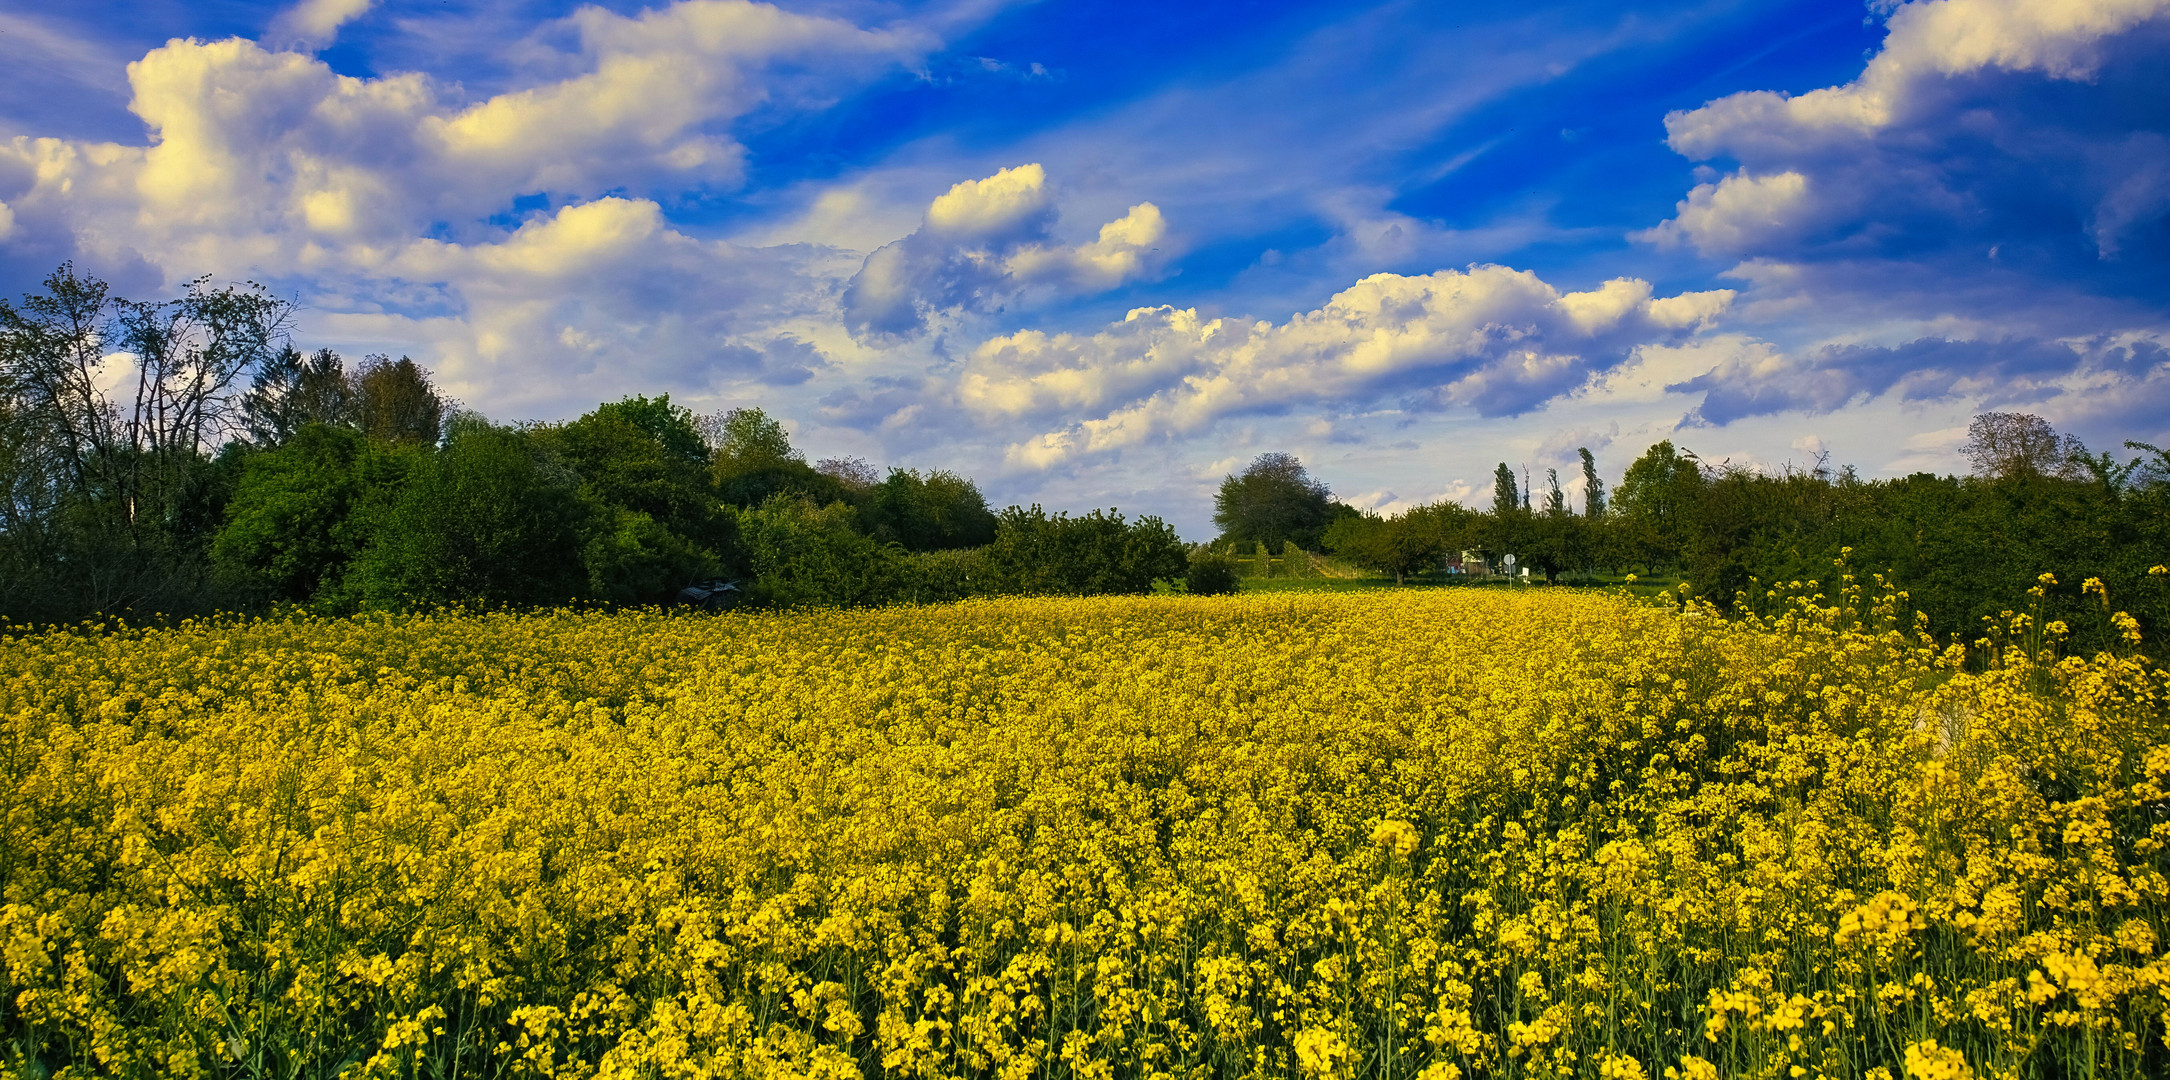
(1213, 452, 1339, 550)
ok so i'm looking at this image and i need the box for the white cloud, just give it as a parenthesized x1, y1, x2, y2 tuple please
(971, 265, 1735, 468)
(1666, 0, 2170, 156)
(841, 164, 1171, 340)
(1637, 170, 1810, 256)
(1645, 0, 2170, 265)
(0, 1, 929, 419)
(1, 2, 923, 272)
(269, 0, 378, 49)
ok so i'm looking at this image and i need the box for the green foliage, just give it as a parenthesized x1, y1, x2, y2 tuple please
(1213, 452, 1337, 550)
(1579, 447, 1605, 517)
(541, 395, 716, 537)
(354, 356, 447, 445)
(1278, 539, 1319, 579)
(1184, 546, 1241, 595)
(706, 407, 852, 509)
(861, 468, 998, 551)
(342, 422, 589, 609)
(1326, 502, 1472, 584)
(211, 424, 414, 604)
(1612, 440, 1704, 569)
(1492, 462, 1520, 517)
(983, 506, 1188, 596)
(730, 496, 907, 608)
(583, 507, 723, 607)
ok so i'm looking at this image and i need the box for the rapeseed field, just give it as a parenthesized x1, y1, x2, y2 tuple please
(2, 572, 2167, 1079)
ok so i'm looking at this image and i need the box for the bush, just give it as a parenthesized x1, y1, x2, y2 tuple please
(731, 496, 908, 608)
(982, 505, 1188, 596)
(341, 422, 589, 609)
(1184, 547, 1241, 595)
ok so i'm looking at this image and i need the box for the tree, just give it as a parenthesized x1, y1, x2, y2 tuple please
(862, 468, 998, 551)
(1325, 509, 1444, 584)
(2, 264, 293, 530)
(983, 506, 1187, 595)
(1613, 441, 1704, 570)
(355, 355, 446, 445)
(1960, 412, 2079, 481)
(1184, 546, 1241, 595)
(0, 264, 294, 619)
(212, 424, 414, 603)
(815, 457, 880, 491)
(543, 394, 714, 537)
(343, 420, 589, 608)
(1492, 463, 1520, 517)
(1579, 447, 1605, 517)
(242, 347, 356, 444)
(705, 407, 849, 508)
(1213, 452, 1335, 550)
(1545, 468, 1566, 517)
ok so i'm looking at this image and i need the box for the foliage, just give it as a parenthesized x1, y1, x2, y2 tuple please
(1185, 545, 1242, 595)
(1579, 446, 1605, 517)
(1214, 452, 1340, 550)
(1611, 440, 1705, 570)
(1324, 504, 1467, 584)
(861, 467, 999, 552)
(982, 504, 1188, 596)
(210, 424, 416, 604)
(729, 495, 908, 609)
(4, 586, 2167, 1078)
(705, 406, 851, 509)
(1492, 462, 1520, 516)
(341, 420, 590, 609)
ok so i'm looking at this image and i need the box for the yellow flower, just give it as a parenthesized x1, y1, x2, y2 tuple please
(1903, 1039, 1975, 1080)
(1371, 819, 1420, 858)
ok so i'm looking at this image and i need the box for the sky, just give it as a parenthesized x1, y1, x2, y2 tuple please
(1, 0, 2166, 536)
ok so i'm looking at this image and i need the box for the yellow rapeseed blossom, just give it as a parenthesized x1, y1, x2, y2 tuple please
(0, 584, 2164, 1078)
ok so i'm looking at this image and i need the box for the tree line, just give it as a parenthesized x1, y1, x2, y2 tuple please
(9, 262, 2165, 640)
(0, 266, 1189, 623)
(1208, 415, 2170, 654)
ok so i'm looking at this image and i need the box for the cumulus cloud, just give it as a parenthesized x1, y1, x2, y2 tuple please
(0, 2, 923, 275)
(1645, 0, 2170, 268)
(841, 164, 1170, 341)
(0, 0, 927, 416)
(967, 265, 1734, 467)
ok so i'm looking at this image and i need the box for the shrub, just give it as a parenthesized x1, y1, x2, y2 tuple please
(1184, 546, 1241, 595)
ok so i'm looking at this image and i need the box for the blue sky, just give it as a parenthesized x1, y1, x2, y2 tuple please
(2, 0, 2166, 534)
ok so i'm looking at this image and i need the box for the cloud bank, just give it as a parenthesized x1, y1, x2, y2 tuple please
(969, 266, 1733, 467)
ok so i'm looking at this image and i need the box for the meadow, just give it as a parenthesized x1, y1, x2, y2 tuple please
(2, 573, 2166, 1079)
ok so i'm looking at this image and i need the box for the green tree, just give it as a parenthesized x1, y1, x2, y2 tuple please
(542, 395, 716, 540)
(242, 347, 356, 445)
(1612, 440, 1704, 571)
(354, 356, 446, 445)
(862, 468, 998, 552)
(1213, 452, 1336, 550)
(1492, 463, 1520, 517)
(1579, 447, 1605, 517)
(343, 420, 588, 608)
(730, 496, 906, 608)
(211, 424, 416, 604)
(983, 506, 1186, 595)
(705, 407, 850, 508)
(1184, 546, 1241, 595)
